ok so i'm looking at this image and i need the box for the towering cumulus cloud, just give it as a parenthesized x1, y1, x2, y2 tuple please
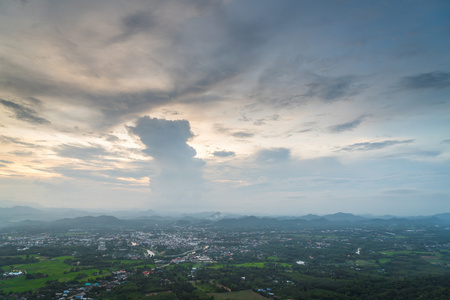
(128, 116, 204, 211)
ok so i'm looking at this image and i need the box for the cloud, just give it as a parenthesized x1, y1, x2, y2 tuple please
(303, 75, 367, 102)
(0, 1, 264, 126)
(399, 71, 450, 90)
(441, 139, 450, 144)
(214, 124, 255, 139)
(54, 144, 108, 160)
(329, 117, 364, 133)
(128, 116, 200, 165)
(257, 148, 291, 163)
(50, 166, 149, 186)
(0, 135, 36, 146)
(0, 160, 13, 164)
(338, 139, 414, 152)
(253, 114, 280, 126)
(383, 189, 420, 194)
(213, 150, 235, 157)
(8, 150, 33, 156)
(128, 116, 205, 209)
(0, 99, 50, 124)
(231, 131, 254, 138)
(110, 11, 158, 43)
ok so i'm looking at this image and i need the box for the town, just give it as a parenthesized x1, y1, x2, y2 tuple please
(1, 218, 449, 299)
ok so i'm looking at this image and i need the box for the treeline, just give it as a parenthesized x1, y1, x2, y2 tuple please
(0, 255, 38, 268)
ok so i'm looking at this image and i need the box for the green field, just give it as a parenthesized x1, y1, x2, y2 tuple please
(381, 250, 432, 256)
(1, 256, 108, 293)
(355, 260, 376, 266)
(208, 262, 290, 269)
(378, 258, 391, 264)
(209, 289, 268, 299)
(235, 262, 265, 268)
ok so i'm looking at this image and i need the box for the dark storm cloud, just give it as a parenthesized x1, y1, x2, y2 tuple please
(54, 144, 108, 160)
(128, 116, 205, 205)
(338, 139, 414, 152)
(329, 117, 364, 133)
(0, 99, 50, 125)
(166, 0, 314, 104)
(128, 116, 200, 165)
(167, 2, 276, 95)
(399, 71, 450, 90)
(213, 150, 235, 157)
(0, 0, 329, 127)
(257, 148, 291, 163)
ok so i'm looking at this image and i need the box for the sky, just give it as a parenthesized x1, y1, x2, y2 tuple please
(0, 0, 449, 216)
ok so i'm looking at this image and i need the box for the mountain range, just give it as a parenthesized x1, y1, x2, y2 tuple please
(1, 206, 449, 231)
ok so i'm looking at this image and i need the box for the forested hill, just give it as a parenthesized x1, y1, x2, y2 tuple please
(1, 209, 450, 231)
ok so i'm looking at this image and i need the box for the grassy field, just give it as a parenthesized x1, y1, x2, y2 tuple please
(381, 250, 432, 256)
(235, 262, 265, 268)
(378, 258, 391, 264)
(0, 256, 108, 293)
(355, 260, 377, 266)
(209, 289, 268, 299)
(208, 262, 290, 269)
(380, 250, 449, 264)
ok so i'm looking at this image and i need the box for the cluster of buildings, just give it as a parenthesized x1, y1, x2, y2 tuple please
(3, 270, 23, 278)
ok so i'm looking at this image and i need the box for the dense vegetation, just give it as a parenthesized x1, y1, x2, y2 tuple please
(1, 221, 449, 299)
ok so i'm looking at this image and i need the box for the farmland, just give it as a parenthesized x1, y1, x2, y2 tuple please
(1, 219, 449, 299)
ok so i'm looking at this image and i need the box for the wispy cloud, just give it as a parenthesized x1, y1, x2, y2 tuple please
(303, 75, 367, 102)
(257, 148, 290, 163)
(232, 131, 254, 138)
(214, 124, 255, 139)
(54, 144, 108, 160)
(399, 71, 450, 90)
(338, 139, 414, 152)
(0, 135, 36, 146)
(109, 11, 157, 43)
(383, 189, 420, 194)
(8, 150, 33, 157)
(329, 117, 364, 133)
(213, 150, 235, 157)
(0, 99, 50, 125)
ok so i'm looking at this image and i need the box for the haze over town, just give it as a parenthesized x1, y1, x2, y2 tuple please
(0, 0, 449, 216)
